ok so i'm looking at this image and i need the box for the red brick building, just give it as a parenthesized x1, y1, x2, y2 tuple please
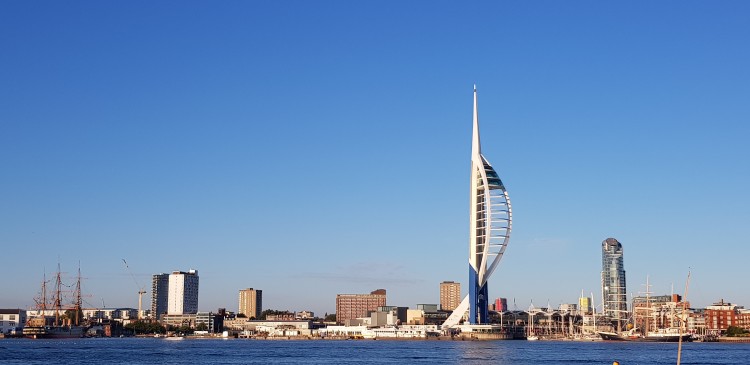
(335, 289, 386, 325)
(705, 299, 750, 332)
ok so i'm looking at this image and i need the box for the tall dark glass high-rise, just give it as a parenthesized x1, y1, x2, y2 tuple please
(601, 238, 627, 330)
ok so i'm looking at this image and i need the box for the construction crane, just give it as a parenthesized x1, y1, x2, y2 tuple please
(122, 259, 146, 320)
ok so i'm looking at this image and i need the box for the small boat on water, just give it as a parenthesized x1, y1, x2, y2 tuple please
(571, 333, 602, 342)
(526, 335, 539, 341)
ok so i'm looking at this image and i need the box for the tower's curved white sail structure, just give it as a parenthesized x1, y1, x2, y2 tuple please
(443, 86, 512, 328)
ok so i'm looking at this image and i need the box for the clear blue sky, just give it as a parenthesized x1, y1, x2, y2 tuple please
(2, 1, 749, 316)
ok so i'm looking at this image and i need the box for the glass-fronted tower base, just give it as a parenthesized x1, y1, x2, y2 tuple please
(469, 265, 488, 324)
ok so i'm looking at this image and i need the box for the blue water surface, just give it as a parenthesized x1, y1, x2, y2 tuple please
(1, 338, 748, 364)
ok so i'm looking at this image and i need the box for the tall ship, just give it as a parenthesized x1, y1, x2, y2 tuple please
(23, 264, 87, 339)
(597, 328, 691, 342)
(598, 277, 691, 342)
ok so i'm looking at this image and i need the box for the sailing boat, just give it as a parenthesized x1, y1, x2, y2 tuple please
(526, 303, 539, 341)
(24, 264, 87, 339)
(572, 291, 602, 341)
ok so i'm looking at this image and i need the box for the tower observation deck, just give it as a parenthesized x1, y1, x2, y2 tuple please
(443, 86, 513, 328)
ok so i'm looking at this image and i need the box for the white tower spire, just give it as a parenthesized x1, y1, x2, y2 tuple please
(443, 85, 513, 328)
(472, 84, 481, 158)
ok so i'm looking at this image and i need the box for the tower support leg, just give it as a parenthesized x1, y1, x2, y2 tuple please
(469, 264, 489, 324)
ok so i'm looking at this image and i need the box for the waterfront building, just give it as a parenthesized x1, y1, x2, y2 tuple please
(601, 237, 627, 329)
(444, 86, 513, 327)
(0, 309, 26, 335)
(24, 310, 55, 317)
(376, 306, 408, 324)
(335, 289, 386, 325)
(370, 311, 398, 327)
(705, 299, 750, 332)
(161, 312, 222, 333)
(319, 325, 439, 339)
(82, 308, 138, 321)
(495, 298, 508, 312)
(632, 294, 683, 306)
(406, 309, 425, 325)
(632, 294, 688, 332)
(161, 313, 194, 328)
(416, 303, 439, 312)
(424, 311, 450, 325)
(240, 320, 313, 333)
(559, 303, 578, 314)
(266, 312, 295, 321)
(440, 281, 461, 311)
(196, 312, 224, 333)
(151, 273, 169, 319)
(579, 296, 593, 314)
(238, 288, 262, 319)
(167, 270, 199, 315)
(295, 310, 314, 319)
(687, 309, 707, 335)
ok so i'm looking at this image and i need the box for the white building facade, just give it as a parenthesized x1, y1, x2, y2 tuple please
(168, 270, 199, 315)
(0, 309, 27, 335)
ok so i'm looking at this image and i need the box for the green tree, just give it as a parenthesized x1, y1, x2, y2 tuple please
(61, 309, 84, 325)
(151, 322, 166, 334)
(726, 326, 749, 337)
(177, 324, 193, 335)
(196, 322, 208, 331)
(324, 313, 336, 322)
(125, 321, 167, 335)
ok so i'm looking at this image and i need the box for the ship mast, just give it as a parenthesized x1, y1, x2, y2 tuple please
(645, 276, 650, 335)
(74, 264, 82, 326)
(36, 271, 48, 318)
(54, 262, 62, 326)
(41, 272, 47, 313)
(677, 271, 691, 365)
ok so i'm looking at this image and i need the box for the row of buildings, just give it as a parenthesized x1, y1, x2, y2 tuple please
(151, 271, 262, 320)
(4, 296, 750, 337)
(1, 234, 745, 337)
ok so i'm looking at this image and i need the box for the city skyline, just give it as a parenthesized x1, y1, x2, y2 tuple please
(2, 2, 750, 316)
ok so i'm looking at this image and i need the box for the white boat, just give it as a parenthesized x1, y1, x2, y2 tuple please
(571, 333, 602, 342)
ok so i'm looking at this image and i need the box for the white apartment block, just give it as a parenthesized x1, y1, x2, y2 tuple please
(168, 270, 199, 315)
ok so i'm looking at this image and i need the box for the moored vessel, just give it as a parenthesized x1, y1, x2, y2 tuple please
(599, 276, 691, 343)
(598, 328, 691, 342)
(23, 264, 87, 339)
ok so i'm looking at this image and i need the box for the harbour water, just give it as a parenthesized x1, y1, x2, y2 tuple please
(1, 338, 749, 364)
